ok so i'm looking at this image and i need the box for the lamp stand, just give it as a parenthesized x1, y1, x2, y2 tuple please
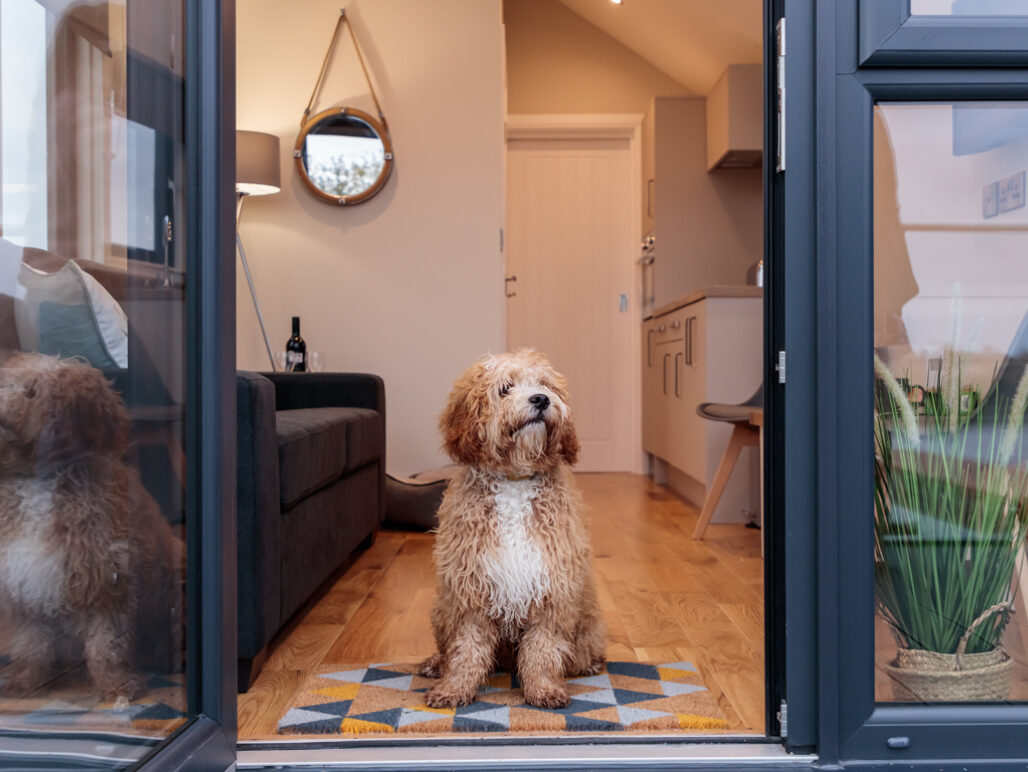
(236, 193, 277, 371)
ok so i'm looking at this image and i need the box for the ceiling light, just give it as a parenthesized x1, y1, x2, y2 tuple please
(610, 0, 623, 4)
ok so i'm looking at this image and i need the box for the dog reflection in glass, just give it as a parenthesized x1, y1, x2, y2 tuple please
(0, 353, 183, 701)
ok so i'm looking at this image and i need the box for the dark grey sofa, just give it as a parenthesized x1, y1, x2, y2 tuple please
(236, 371, 385, 691)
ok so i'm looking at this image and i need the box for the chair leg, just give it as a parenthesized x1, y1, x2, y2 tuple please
(692, 424, 758, 540)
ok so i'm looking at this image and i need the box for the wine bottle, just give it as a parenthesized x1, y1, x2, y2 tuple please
(285, 316, 307, 372)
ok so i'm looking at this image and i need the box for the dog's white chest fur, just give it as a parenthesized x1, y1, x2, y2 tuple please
(482, 478, 549, 629)
(0, 480, 65, 614)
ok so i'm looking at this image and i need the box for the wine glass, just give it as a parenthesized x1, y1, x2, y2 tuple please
(308, 352, 322, 372)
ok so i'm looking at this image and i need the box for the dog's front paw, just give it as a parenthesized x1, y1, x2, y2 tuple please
(96, 672, 146, 703)
(425, 683, 475, 708)
(523, 684, 570, 709)
(417, 653, 443, 679)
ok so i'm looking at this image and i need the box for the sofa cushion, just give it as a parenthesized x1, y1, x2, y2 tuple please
(276, 407, 383, 510)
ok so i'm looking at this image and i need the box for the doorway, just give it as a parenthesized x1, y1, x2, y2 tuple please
(505, 127, 638, 472)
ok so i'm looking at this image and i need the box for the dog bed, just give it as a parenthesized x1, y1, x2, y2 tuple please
(384, 466, 457, 530)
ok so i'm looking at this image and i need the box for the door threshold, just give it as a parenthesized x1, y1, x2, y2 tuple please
(238, 739, 815, 770)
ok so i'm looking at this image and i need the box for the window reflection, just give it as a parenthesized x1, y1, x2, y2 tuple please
(874, 102, 1028, 704)
(0, 0, 189, 764)
(911, 0, 1028, 15)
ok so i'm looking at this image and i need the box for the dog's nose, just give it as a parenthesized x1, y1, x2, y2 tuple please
(529, 393, 550, 411)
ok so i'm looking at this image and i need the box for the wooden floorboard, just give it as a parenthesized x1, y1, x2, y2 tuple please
(238, 472, 766, 739)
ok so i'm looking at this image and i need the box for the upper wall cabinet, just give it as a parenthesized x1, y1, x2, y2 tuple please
(706, 65, 762, 171)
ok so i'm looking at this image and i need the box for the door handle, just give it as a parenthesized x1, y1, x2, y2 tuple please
(505, 275, 517, 298)
(647, 328, 655, 366)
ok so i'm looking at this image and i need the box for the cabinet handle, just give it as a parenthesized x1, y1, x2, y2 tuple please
(674, 352, 683, 398)
(657, 324, 666, 333)
(670, 319, 681, 330)
(685, 316, 696, 366)
(647, 328, 655, 366)
(662, 352, 671, 395)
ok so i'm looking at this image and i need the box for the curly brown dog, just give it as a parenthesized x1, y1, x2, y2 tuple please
(0, 352, 184, 701)
(419, 349, 605, 709)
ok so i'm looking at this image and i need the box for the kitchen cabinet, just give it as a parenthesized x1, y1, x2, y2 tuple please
(642, 288, 762, 524)
(639, 96, 763, 313)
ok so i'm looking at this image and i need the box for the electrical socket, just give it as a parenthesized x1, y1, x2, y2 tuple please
(997, 170, 1025, 215)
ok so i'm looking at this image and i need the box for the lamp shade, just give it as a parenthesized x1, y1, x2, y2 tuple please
(236, 130, 281, 195)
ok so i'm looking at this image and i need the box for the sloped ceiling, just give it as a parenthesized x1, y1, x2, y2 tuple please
(555, 0, 762, 96)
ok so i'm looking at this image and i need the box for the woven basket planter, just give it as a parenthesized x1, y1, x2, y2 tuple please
(885, 601, 1014, 702)
(886, 646, 1013, 702)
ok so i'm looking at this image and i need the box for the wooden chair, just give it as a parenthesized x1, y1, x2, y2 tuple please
(692, 386, 763, 542)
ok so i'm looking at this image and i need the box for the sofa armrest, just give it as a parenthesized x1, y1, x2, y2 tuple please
(260, 372, 385, 415)
(235, 371, 283, 659)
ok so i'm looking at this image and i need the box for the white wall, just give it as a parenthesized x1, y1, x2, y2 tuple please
(237, 0, 504, 475)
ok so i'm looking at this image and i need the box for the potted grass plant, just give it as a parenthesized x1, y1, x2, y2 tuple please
(873, 342, 1028, 702)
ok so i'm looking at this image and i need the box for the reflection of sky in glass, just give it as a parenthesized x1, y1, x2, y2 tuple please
(1, 0, 47, 248)
(306, 134, 385, 197)
(876, 103, 1028, 389)
(911, 0, 1028, 14)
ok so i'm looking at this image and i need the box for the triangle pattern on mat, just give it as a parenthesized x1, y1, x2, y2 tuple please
(279, 707, 344, 729)
(453, 715, 506, 732)
(606, 662, 660, 680)
(572, 688, 618, 707)
(661, 681, 707, 697)
(613, 688, 666, 705)
(322, 668, 369, 683)
(566, 714, 624, 732)
(568, 673, 612, 688)
(616, 705, 672, 726)
(399, 707, 448, 727)
(350, 708, 404, 729)
(363, 674, 414, 691)
(363, 667, 407, 683)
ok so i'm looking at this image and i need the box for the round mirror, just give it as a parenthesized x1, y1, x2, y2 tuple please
(293, 107, 394, 205)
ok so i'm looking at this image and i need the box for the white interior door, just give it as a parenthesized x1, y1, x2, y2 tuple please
(506, 137, 634, 472)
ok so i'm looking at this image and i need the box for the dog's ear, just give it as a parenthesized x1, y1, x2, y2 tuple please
(549, 370, 579, 467)
(439, 365, 485, 465)
(556, 410, 580, 467)
(37, 363, 130, 468)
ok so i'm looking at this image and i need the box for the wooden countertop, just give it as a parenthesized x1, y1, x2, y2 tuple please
(648, 285, 762, 319)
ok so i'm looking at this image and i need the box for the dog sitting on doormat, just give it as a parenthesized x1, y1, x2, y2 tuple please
(418, 349, 606, 708)
(0, 352, 184, 701)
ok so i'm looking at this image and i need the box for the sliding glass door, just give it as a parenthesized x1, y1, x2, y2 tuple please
(0, 0, 235, 768)
(782, 0, 1028, 765)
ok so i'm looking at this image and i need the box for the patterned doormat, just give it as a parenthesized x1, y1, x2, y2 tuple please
(0, 671, 188, 736)
(278, 661, 728, 735)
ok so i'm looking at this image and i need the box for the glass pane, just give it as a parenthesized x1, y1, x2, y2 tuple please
(911, 0, 1028, 15)
(0, 0, 191, 765)
(874, 102, 1028, 704)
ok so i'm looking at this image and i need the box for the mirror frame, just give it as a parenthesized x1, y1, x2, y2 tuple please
(293, 106, 394, 205)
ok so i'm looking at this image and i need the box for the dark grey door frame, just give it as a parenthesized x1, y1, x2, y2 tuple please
(794, 0, 1028, 766)
(138, 0, 237, 769)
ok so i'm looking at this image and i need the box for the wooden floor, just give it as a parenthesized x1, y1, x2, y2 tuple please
(237, 473, 766, 739)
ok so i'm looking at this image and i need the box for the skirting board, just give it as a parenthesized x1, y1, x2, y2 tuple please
(652, 456, 752, 526)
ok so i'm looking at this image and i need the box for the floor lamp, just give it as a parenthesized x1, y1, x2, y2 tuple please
(236, 130, 281, 370)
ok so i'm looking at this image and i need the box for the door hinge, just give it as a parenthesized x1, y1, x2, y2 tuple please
(776, 350, 786, 384)
(775, 17, 786, 173)
(777, 700, 788, 738)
